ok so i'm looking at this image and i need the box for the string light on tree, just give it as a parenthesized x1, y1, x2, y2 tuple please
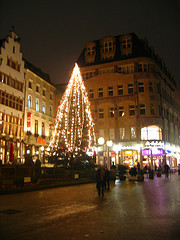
(49, 63, 96, 155)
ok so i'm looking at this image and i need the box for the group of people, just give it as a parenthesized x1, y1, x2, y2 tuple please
(96, 166, 111, 197)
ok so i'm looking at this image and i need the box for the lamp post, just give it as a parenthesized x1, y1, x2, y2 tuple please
(107, 140, 113, 170)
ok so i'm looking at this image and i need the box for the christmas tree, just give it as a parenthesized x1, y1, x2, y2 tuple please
(49, 64, 96, 159)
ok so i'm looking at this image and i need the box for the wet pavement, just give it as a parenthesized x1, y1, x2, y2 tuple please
(0, 173, 180, 240)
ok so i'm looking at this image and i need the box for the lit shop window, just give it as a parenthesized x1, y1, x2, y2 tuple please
(141, 125, 162, 140)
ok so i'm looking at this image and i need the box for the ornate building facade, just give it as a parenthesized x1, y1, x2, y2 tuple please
(77, 33, 180, 169)
(0, 30, 24, 163)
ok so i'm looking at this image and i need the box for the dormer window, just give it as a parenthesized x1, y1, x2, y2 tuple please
(87, 45, 95, 56)
(103, 39, 113, 52)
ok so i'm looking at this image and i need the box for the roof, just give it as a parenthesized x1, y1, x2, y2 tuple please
(23, 58, 52, 84)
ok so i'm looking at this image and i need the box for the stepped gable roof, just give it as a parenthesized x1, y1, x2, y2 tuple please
(23, 58, 52, 84)
(77, 32, 148, 67)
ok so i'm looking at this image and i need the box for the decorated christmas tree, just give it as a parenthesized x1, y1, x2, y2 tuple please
(49, 64, 96, 162)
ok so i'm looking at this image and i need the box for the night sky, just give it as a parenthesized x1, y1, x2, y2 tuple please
(1, 0, 180, 89)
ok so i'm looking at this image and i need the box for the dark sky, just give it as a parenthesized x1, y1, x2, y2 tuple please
(1, 0, 180, 89)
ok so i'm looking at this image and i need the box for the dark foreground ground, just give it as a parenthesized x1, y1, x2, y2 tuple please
(0, 173, 179, 240)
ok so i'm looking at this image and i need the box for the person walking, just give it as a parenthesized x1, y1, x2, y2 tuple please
(96, 166, 105, 197)
(164, 164, 170, 178)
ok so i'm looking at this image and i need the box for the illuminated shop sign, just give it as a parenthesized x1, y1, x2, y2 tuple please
(142, 149, 164, 155)
(145, 141, 164, 149)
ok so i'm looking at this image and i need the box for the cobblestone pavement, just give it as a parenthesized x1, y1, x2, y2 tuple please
(0, 173, 180, 240)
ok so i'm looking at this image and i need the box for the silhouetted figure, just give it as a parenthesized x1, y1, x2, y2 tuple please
(164, 164, 170, 178)
(105, 167, 110, 190)
(96, 166, 105, 197)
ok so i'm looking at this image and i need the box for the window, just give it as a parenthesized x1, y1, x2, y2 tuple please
(36, 85, 39, 93)
(42, 122, 45, 136)
(108, 86, 113, 96)
(50, 93, 52, 100)
(118, 106, 124, 117)
(103, 39, 113, 52)
(28, 81, 32, 89)
(43, 89, 46, 96)
(35, 120, 38, 135)
(87, 45, 95, 55)
(99, 108, 104, 119)
(149, 81, 153, 92)
(98, 88, 103, 97)
(13, 46, 15, 53)
(119, 128, 125, 139)
(99, 129, 104, 138)
(35, 98, 39, 111)
(131, 127, 136, 139)
(109, 128, 115, 140)
(122, 38, 131, 48)
(50, 105, 52, 117)
(139, 104, 145, 115)
(109, 107, 114, 118)
(138, 82, 144, 92)
(128, 83, 133, 94)
(117, 85, 123, 95)
(138, 64, 142, 72)
(42, 102, 45, 114)
(129, 105, 135, 116)
(89, 89, 94, 99)
(150, 104, 155, 115)
(141, 125, 162, 140)
(28, 95, 32, 108)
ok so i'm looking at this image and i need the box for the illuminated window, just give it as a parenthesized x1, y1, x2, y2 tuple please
(108, 86, 113, 96)
(99, 108, 104, 119)
(35, 98, 39, 111)
(141, 125, 162, 140)
(119, 128, 125, 139)
(28, 95, 32, 108)
(117, 85, 123, 95)
(98, 88, 103, 97)
(131, 127, 136, 139)
(109, 107, 114, 118)
(118, 106, 124, 117)
(42, 102, 45, 114)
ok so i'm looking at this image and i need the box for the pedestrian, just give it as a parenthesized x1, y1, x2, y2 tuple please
(105, 167, 110, 190)
(137, 162, 140, 172)
(164, 164, 170, 178)
(96, 166, 105, 197)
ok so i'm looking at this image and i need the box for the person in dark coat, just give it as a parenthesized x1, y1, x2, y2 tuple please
(96, 166, 105, 197)
(164, 164, 170, 178)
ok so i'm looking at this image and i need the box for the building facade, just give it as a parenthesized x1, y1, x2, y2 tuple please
(77, 33, 180, 169)
(0, 30, 25, 163)
(24, 60, 56, 163)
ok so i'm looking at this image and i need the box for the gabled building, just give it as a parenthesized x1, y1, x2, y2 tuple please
(77, 33, 180, 169)
(0, 30, 25, 163)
